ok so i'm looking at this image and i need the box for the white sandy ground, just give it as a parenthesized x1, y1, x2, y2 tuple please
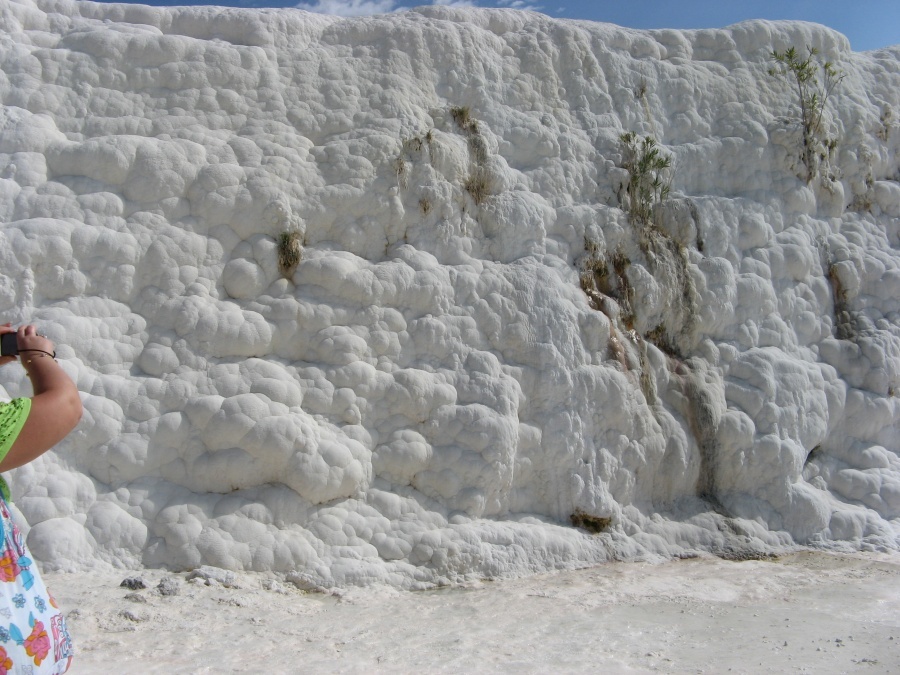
(46, 551, 900, 674)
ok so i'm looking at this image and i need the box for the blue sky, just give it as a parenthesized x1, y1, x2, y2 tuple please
(96, 0, 898, 51)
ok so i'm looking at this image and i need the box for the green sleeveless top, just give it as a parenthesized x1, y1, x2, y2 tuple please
(0, 397, 32, 501)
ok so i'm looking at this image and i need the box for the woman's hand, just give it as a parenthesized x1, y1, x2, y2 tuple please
(0, 323, 56, 367)
(14, 323, 56, 360)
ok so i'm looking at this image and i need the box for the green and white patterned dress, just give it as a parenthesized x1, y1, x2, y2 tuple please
(0, 398, 74, 674)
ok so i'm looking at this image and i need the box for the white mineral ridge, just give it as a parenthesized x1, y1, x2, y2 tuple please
(0, 0, 898, 588)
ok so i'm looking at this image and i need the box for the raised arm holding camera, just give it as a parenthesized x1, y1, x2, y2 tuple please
(0, 322, 82, 674)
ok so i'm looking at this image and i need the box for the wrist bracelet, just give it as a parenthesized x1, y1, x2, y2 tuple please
(19, 348, 57, 362)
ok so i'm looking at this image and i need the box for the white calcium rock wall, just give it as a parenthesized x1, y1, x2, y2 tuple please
(0, 0, 898, 587)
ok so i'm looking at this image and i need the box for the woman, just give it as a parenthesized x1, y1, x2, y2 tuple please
(0, 323, 82, 674)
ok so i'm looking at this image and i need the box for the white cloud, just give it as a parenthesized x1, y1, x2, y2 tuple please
(295, 0, 400, 17)
(497, 0, 543, 10)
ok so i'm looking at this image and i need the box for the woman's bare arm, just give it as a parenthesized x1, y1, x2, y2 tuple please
(0, 324, 82, 471)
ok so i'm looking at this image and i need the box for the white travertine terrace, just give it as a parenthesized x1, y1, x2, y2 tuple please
(0, 0, 897, 587)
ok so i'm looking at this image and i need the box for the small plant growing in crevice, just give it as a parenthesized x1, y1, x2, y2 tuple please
(419, 197, 432, 215)
(277, 230, 302, 279)
(450, 105, 478, 134)
(450, 106, 494, 206)
(609, 249, 635, 329)
(570, 510, 612, 533)
(645, 323, 680, 359)
(769, 45, 844, 183)
(464, 166, 492, 205)
(634, 73, 647, 101)
(579, 239, 635, 330)
(633, 67, 655, 127)
(579, 240, 636, 366)
(579, 238, 609, 309)
(403, 136, 424, 153)
(393, 135, 430, 190)
(618, 132, 672, 227)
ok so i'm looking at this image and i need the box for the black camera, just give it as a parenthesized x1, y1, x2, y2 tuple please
(1, 333, 18, 357)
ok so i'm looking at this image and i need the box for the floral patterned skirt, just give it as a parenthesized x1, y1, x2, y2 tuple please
(0, 497, 73, 674)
